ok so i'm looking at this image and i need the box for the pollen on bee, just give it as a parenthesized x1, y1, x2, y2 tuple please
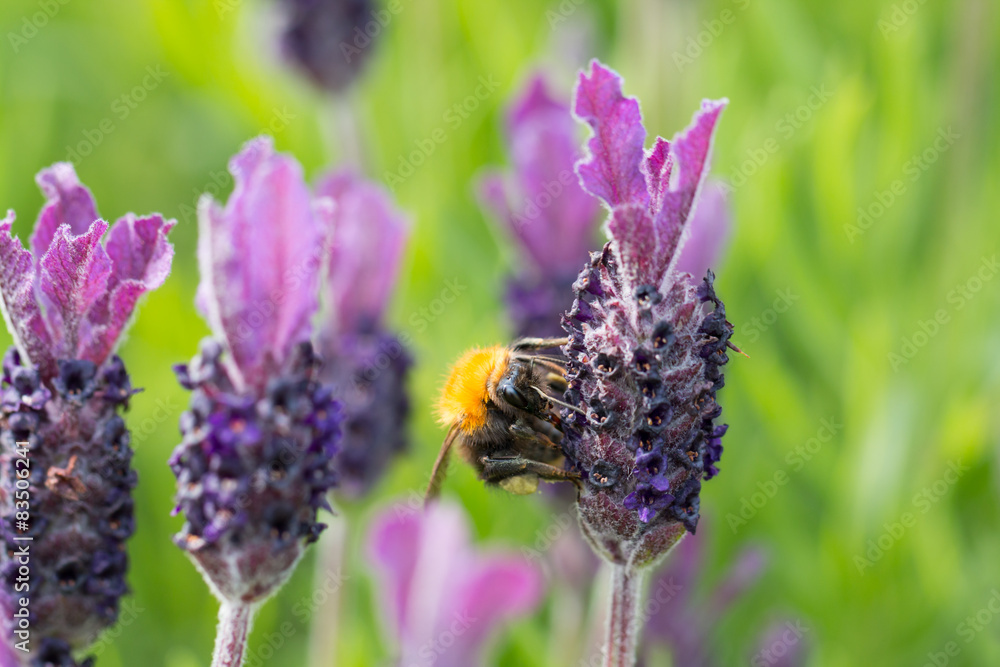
(436, 346, 510, 430)
(499, 473, 539, 495)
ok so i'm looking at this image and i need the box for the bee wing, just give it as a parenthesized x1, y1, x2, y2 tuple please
(424, 424, 461, 506)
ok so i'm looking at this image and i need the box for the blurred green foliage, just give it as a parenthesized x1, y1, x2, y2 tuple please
(1, 0, 998, 665)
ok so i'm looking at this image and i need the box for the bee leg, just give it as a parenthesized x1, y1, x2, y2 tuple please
(509, 417, 563, 448)
(480, 455, 582, 491)
(523, 415, 563, 445)
(508, 419, 538, 440)
(512, 337, 569, 352)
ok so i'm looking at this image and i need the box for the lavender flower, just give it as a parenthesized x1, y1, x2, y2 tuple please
(315, 170, 411, 498)
(368, 500, 543, 667)
(639, 520, 767, 667)
(674, 182, 731, 285)
(279, 0, 377, 94)
(170, 137, 341, 666)
(749, 620, 808, 667)
(557, 60, 732, 666)
(0, 164, 174, 664)
(479, 73, 602, 338)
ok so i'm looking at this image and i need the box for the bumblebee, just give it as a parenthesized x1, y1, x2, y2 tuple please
(425, 337, 583, 503)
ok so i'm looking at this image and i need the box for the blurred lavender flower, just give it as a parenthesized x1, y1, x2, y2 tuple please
(368, 501, 543, 667)
(478, 73, 602, 338)
(674, 182, 731, 285)
(279, 0, 377, 94)
(170, 137, 341, 666)
(639, 520, 767, 667)
(750, 620, 809, 667)
(315, 170, 411, 498)
(0, 165, 174, 665)
(558, 60, 732, 666)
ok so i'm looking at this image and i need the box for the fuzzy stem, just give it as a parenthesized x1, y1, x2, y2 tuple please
(603, 564, 644, 667)
(212, 601, 256, 667)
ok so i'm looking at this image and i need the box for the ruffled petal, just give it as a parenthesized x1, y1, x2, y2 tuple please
(573, 60, 648, 209)
(656, 99, 727, 280)
(607, 203, 659, 289)
(79, 213, 176, 365)
(197, 136, 325, 390)
(0, 211, 53, 373)
(37, 220, 111, 360)
(30, 162, 100, 264)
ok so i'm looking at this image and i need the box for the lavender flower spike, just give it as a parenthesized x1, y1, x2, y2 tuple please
(0, 164, 174, 665)
(640, 520, 767, 667)
(279, 0, 377, 93)
(559, 61, 732, 666)
(315, 170, 412, 498)
(171, 137, 342, 666)
(479, 73, 602, 338)
(368, 500, 544, 667)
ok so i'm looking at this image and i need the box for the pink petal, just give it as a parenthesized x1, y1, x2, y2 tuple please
(573, 60, 648, 209)
(642, 137, 674, 210)
(608, 203, 659, 288)
(197, 137, 324, 390)
(439, 556, 544, 667)
(315, 170, 409, 335)
(366, 501, 543, 667)
(0, 210, 53, 373)
(367, 508, 424, 636)
(656, 99, 727, 279)
(37, 220, 111, 360)
(507, 73, 565, 131)
(79, 213, 176, 365)
(30, 162, 99, 264)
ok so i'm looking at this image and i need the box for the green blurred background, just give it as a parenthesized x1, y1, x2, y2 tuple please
(1, 0, 999, 664)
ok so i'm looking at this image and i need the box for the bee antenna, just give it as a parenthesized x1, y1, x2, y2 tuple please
(532, 386, 587, 416)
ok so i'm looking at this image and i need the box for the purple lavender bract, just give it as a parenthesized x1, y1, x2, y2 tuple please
(478, 73, 602, 338)
(172, 137, 342, 606)
(0, 164, 174, 664)
(315, 170, 411, 499)
(368, 500, 544, 667)
(560, 61, 732, 568)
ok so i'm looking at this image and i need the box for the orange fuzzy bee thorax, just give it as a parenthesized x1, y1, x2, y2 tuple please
(437, 346, 510, 431)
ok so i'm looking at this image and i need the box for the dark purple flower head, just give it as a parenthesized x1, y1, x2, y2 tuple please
(0, 164, 173, 660)
(315, 170, 412, 498)
(559, 61, 733, 568)
(173, 137, 342, 604)
(368, 500, 544, 667)
(478, 73, 602, 338)
(279, 0, 376, 94)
